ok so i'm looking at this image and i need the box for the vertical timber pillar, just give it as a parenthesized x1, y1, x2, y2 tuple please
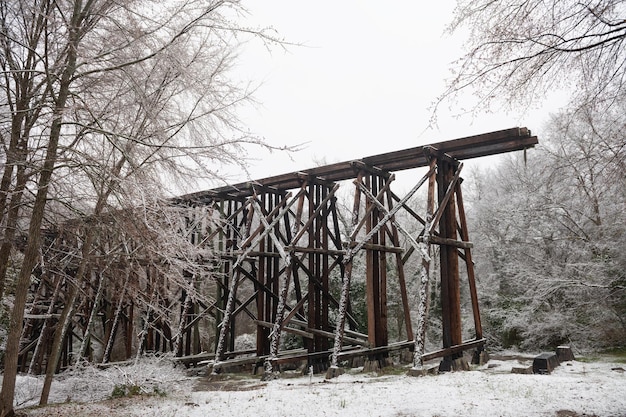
(437, 159, 463, 371)
(364, 174, 390, 370)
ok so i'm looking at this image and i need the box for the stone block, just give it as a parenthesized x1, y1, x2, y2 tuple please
(440, 356, 470, 372)
(350, 356, 365, 368)
(400, 350, 414, 364)
(325, 366, 345, 379)
(407, 364, 439, 377)
(472, 350, 490, 365)
(363, 357, 393, 372)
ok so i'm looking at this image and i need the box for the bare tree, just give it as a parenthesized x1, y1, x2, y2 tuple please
(0, 0, 52, 298)
(439, 0, 626, 115)
(0, 0, 289, 414)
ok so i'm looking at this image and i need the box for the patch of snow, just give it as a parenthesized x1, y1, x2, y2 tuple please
(14, 357, 626, 417)
(3, 355, 195, 409)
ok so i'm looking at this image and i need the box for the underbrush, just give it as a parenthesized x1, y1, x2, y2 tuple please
(14, 355, 191, 409)
(572, 346, 626, 363)
(111, 383, 167, 398)
(599, 347, 626, 363)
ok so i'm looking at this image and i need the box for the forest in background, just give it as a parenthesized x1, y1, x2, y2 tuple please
(468, 106, 626, 351)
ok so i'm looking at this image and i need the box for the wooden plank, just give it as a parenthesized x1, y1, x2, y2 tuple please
(352, 242, 404, 253)
(284, 246, 345, 256)
(423, 235, 473, 249)
(385, 185, 413, 341)
(256, 320, 314, 340)
(275, 345, 362, 365)
(290, 318, 368, 340)
(420, 338, 486, 362)
(264, 317, 369, 347)
(337, 340, 414, 360)
(213, 348, 310, 369)
(378, 175, 388, 349)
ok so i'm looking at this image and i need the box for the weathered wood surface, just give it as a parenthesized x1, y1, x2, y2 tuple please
(420, 338, 487, 363)
(177, 127, 537, 203)
(556, 345, 575, 362)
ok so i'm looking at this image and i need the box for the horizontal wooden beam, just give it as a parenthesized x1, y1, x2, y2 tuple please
(261, 318, 369, 347)
(256, 320, 314, 340)
(421, 235, 474, 249)
(176, 127, 537, 204)
(420, 338, 486, 362)
(336, 340, 415, 360)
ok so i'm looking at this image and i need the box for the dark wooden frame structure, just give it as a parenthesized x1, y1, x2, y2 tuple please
(181, 126, 538, 374)
(18, 127, 537, 375)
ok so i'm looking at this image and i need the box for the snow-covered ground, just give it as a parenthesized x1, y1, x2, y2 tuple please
(9, 354, 626, 417)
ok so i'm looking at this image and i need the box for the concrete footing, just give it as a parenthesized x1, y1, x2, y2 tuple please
(407, 364, 439, 377)
(439, 356, 470, 372)
(325, 366, 345, 379)
(556, 346, 575, 362)
(363, 357, 394, 373)
(533, 352, 560, 374)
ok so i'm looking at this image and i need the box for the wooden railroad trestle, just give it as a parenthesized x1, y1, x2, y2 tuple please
(18, 127, 537, 375)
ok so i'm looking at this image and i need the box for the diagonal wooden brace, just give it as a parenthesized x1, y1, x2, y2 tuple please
(356, 181, 431, 263)
(428, 162, 464, 236)
(214, 189, 305, 365)
(265, 182, 341, 376)
(330, 168, 435, 371)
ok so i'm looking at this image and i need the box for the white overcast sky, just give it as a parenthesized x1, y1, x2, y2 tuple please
(226, 1, 564, 190)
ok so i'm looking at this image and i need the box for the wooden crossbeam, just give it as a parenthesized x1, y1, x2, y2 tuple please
(420, 338, 486, 362)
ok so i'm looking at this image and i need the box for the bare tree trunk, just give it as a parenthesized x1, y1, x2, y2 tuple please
(77, 270, 105, 363)
(412, 247, 432, 368)
(28, 275, 63, 374)
(330, 261, 355, 368)
(174, 293, 191, 357)
(40, 219, 102, 406)
(135, 286, 159, 363)
(39, 284, 78, 405)
(0, 151, 28, 299)
(0, 17, 79, 412)
(0, 0, 50, 300)
(413, 160, 437, 369)
(330, 177, 362, 369)
(102, 269, 130, 364)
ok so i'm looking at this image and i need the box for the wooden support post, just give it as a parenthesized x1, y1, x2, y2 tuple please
(307, 186, 316, 356)
(437, 159, 463, 371)
(258, 193, 270, 357)
(455, 182, 483, 340)
(377, 175, 388, 350)
(321, 184, 330, 353)
(365, 175, 377, 348)
(217, 192, 292, 364)
(385, 187, 413, 342)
